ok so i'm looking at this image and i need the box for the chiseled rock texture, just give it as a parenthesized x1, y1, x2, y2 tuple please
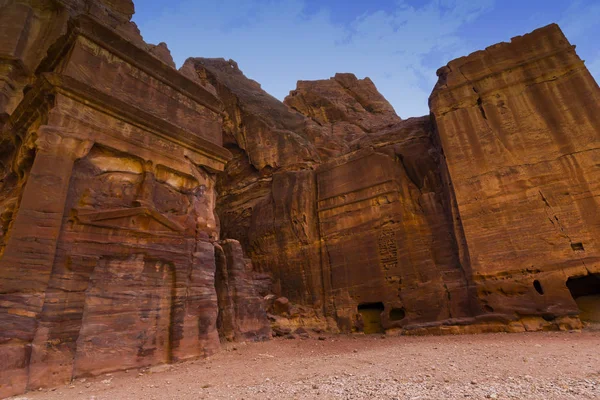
(185, 58, 326, 313)
(429, 23, 600, 325)
(0, 1, 264, 398)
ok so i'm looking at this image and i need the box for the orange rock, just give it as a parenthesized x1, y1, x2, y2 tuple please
(429, 23, 600, 323)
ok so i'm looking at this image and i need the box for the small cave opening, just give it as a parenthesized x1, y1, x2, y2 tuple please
(571, 242, 585, 252)
(389, 307, 406, 321)
(567, 274, 600, 323)
(542, 314, 556, 322)
(533, 280, 544, 295)
(357, 302, 384, 334)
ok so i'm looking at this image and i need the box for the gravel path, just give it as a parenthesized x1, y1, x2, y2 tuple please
(11, 330, 600, 400)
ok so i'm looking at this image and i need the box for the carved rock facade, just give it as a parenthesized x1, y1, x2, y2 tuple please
(429, 24, 600, 327)
(200, 62, 478, 333)
(0, 1, 269, 398)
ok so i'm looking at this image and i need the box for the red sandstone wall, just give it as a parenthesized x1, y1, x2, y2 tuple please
(0, 3, 245, 397)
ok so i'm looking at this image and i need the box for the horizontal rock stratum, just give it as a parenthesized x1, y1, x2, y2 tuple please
(0, 1, 598, 398)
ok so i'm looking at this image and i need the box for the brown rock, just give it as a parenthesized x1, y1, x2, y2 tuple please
(148, 42, 176, 68)
(293, 327, 310, 339)
(200, 22, 599, 339)
(187, 57, 325, 311)
(272, 326, 292, 337)
(1, 4, 599, 398)
(183, 57, 473, 334)
(284, 73, 401, 134)
(272, 297, 291, 315)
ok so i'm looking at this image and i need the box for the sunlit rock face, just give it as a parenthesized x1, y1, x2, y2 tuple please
(429, 23, 600, 325)
(189, 59, 475, 333)
(215, 239, 271, 342)
(185, 57, 325, 313)
(194, 22, 598, 339)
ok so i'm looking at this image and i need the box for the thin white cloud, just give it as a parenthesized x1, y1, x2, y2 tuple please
(558, 0, 600, 85)
(135, 0, 494, 117)
(559, 0, 600, 39)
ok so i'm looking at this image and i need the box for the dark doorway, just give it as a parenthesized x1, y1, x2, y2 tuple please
(358, 302, 384, 334)
(389, 307, 406, 321)
(567, 274, 600, 323)
(533, 280, 544, 295)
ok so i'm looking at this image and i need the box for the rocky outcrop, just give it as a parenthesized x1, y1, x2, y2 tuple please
(316, 119, 474, 331)
(429, 23, 600, 325)
(0, 0, 174, 125)
(192, 23, 599, 339)
(185, 58, 326, 311)
(285, 73, 401, 143)
(215, 239, 270, 342)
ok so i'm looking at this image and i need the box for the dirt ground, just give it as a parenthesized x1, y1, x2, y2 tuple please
(11, 329, 600, 400)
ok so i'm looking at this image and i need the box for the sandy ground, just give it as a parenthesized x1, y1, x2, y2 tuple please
(11, 330, 600, 400)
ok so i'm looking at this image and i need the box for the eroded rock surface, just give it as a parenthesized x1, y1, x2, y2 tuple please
(215, 239, 271, 342)
(191, 23, 599, 339)
(187, 58, 477, 334)
(429, 23, 600, 324)
(186, 58, 325, 311)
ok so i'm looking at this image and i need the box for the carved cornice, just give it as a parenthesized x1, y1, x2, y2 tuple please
(76, 206, 186, 234)
(429, 24, 585, 105)
(6, 72, 232, 167)
(36, 14, 224, 116)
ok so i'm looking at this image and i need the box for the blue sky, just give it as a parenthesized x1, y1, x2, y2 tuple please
(133, 0, 600, 118)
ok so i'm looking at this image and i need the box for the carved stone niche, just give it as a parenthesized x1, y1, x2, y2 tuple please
(0, 14, 231, 398)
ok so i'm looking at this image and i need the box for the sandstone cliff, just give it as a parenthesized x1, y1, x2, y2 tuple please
(429, 23, 600, 328)
(186, 58, 479, 334)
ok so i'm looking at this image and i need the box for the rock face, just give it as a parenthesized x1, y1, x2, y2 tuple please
(197, 23, 598, 338)
(316, 129, 473, 331)
(1, 2, 599, 398)
(186, 58, 326, 313)
(285, 73, 402, 148)
(189, 59, 475, 333)
(429, 24, 600, 324)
